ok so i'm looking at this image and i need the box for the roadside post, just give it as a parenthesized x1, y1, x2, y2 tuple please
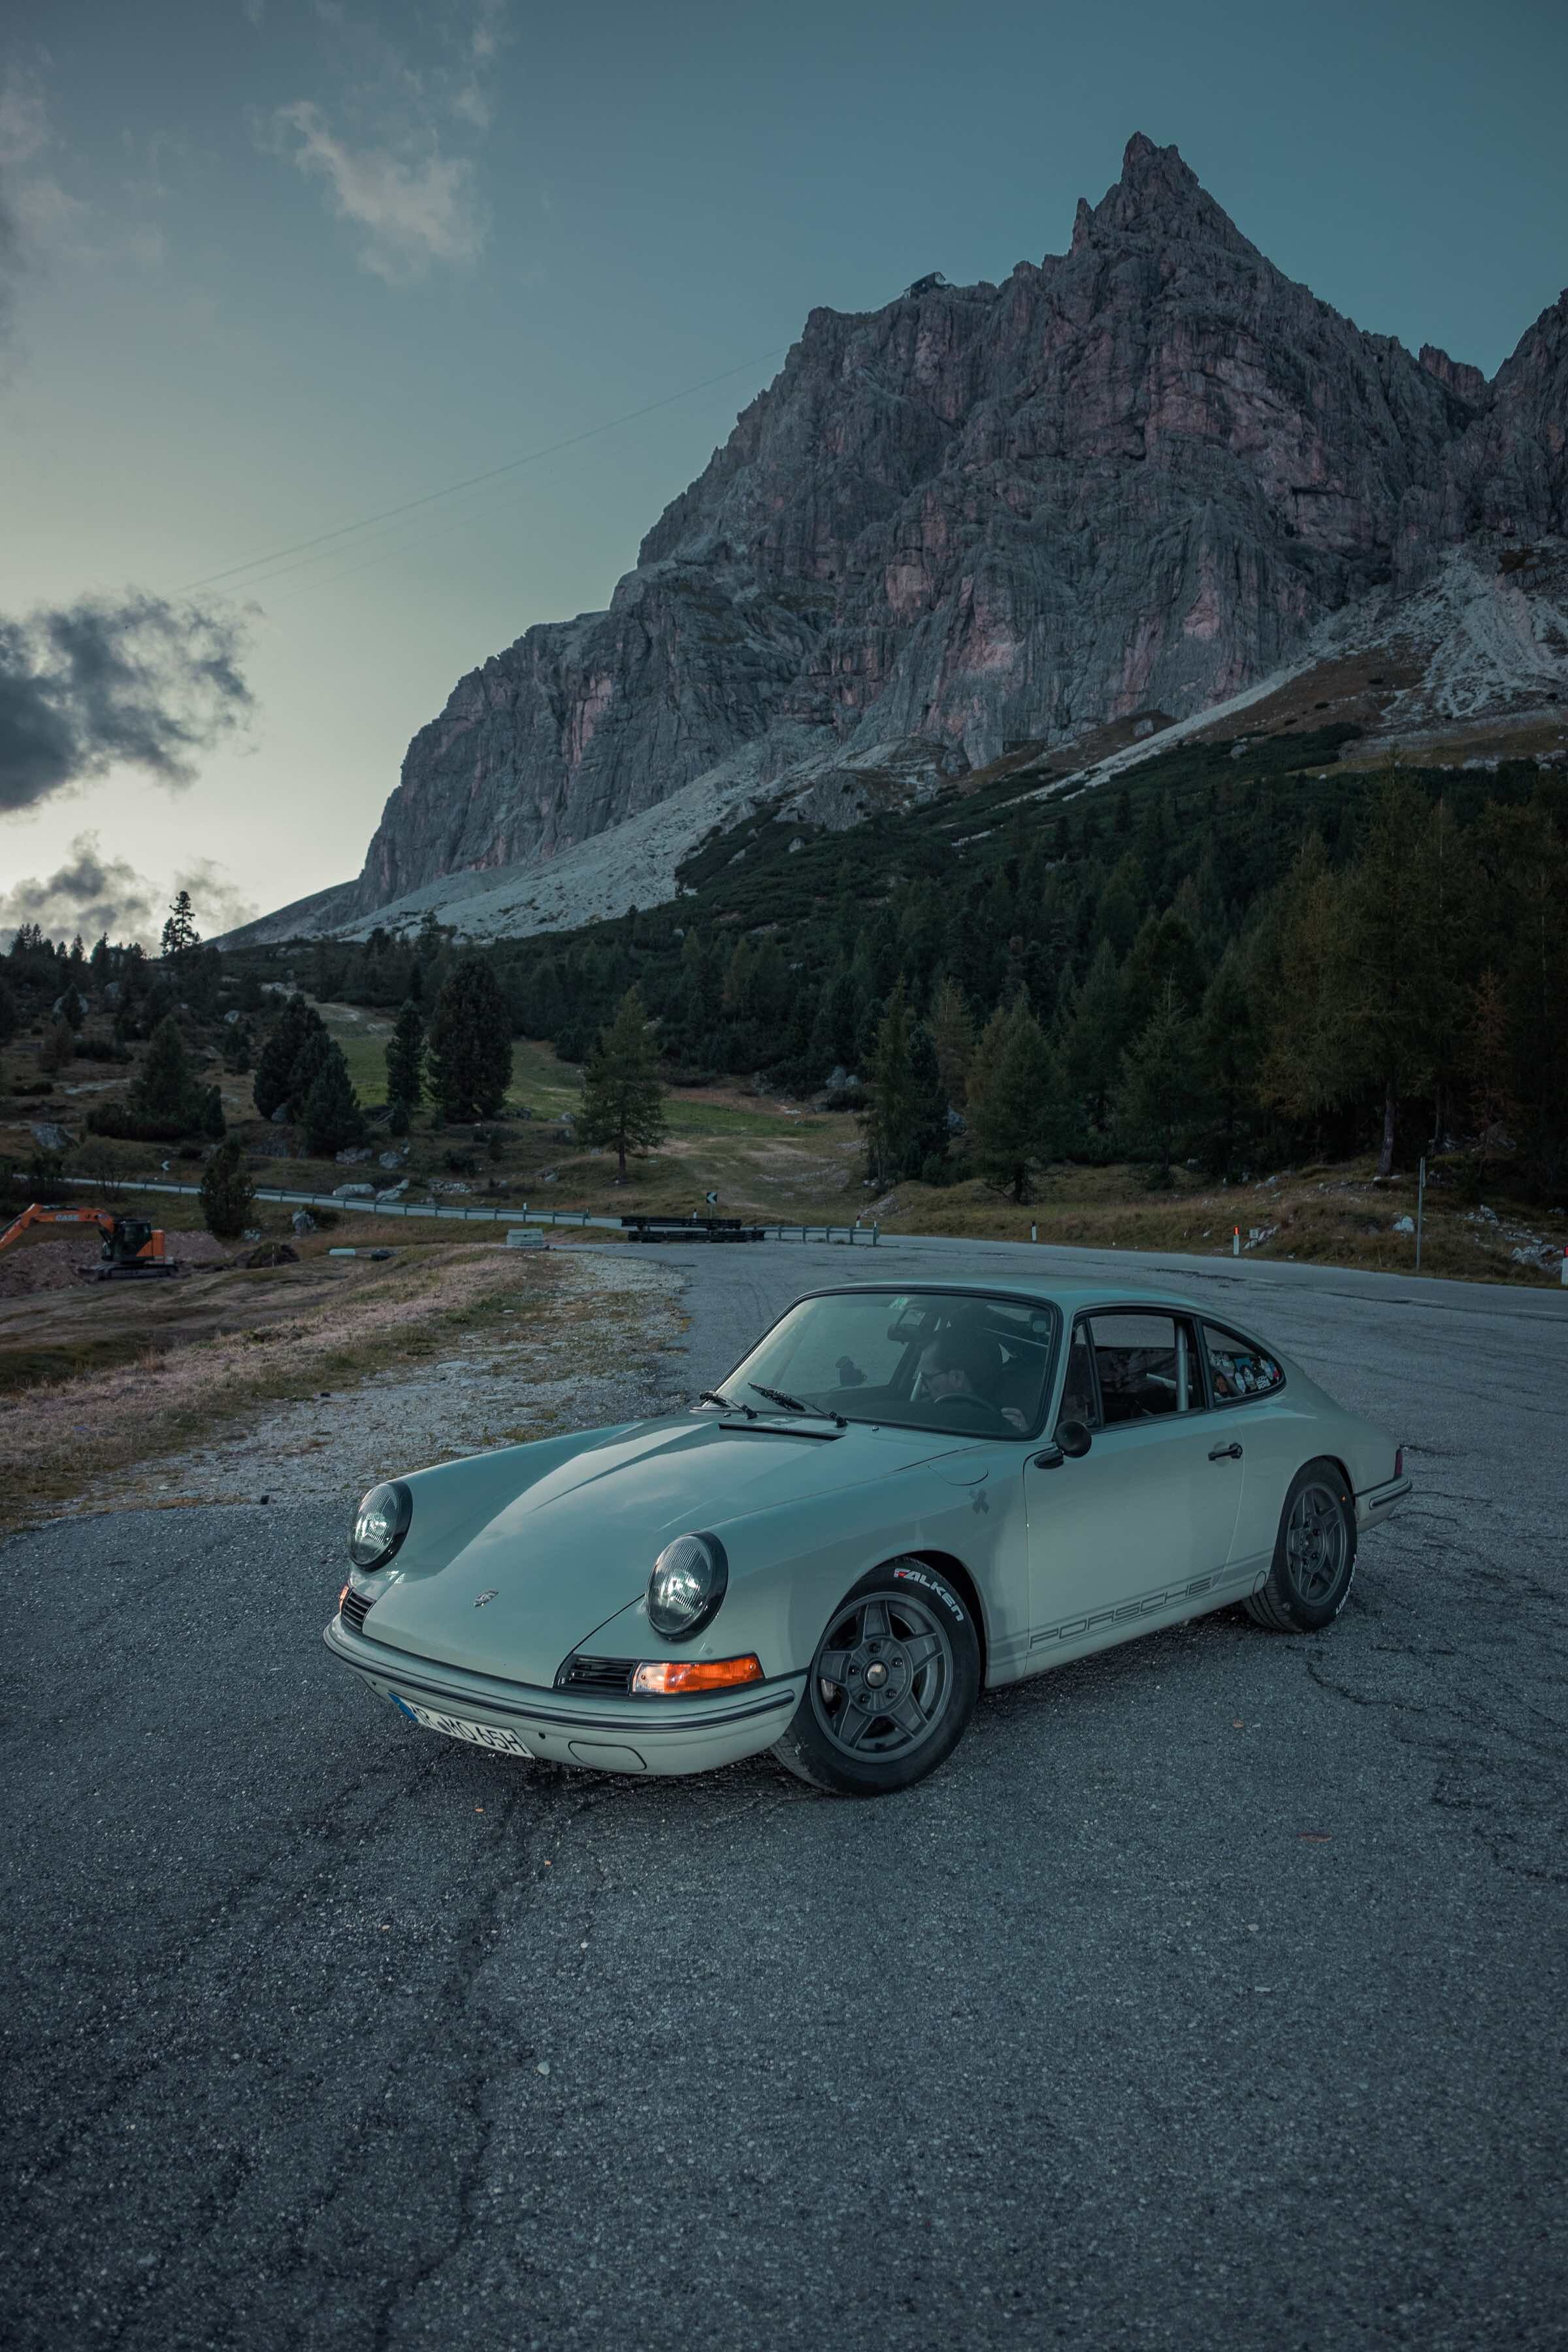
(1233, 1226, 1240, 1257)
(1030, 1223, 1037, 1242)
(1416, 1157, 1426, 1271)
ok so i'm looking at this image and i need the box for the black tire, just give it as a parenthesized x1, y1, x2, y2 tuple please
(1245, 1458, 1357, 1633)
(772, 1558, 981, 1797)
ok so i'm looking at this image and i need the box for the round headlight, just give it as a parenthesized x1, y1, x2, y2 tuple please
(350, 1479, 413, 1570)
(647, 1531, 728, 1641)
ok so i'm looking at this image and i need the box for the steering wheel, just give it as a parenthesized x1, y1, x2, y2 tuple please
(934, 1391, 1013, 1429)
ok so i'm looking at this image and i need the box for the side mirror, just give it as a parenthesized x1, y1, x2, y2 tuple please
(1054, 1418, 1093, 1459)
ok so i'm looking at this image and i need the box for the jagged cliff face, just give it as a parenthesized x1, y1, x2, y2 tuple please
(353, 134, 1567, 915)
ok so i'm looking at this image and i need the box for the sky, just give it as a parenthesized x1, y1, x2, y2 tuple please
(1, 0, 1565, 945)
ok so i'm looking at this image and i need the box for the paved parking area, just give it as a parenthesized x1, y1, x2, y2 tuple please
(3, 1239, 1565, 2349)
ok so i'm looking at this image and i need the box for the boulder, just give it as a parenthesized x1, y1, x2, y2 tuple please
(269, 1105, 291, 1125)
(291, 1210, 317, 1235)
(335, 1146, 373, 1165)
(331, 1182, 376, 1199)
(28, 1121, 73, 1154)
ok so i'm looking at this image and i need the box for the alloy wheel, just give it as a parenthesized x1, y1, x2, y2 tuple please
(809, 1592, 954, 1761)
(1286, 1480, 1348, 1603)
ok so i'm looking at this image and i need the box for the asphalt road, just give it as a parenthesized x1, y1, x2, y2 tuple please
(4, 1237, 1566, 2351)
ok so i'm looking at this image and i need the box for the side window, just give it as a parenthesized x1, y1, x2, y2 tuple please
(1202, 1324, 1284, 1405)
(1059, 1320, 1101, 1429)
(1087, 1312, 1198, 1423)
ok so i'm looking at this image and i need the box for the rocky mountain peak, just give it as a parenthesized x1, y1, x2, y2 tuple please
(280, 138, 1567, 939)
(1069, 134, 1258, 261)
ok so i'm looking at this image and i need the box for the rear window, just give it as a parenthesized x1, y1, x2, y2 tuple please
(1202, 1324, 1284, 1404)
(1086, 1311, 1198, 1422)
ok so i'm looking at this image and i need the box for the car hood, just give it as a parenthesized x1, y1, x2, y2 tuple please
(363, 1415, 968, 1678)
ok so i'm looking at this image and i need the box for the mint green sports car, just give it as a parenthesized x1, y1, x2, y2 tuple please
(325, 1281, 1411, 1797)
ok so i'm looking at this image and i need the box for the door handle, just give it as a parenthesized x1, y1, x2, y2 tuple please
(1208, 1442, 1243, 1462)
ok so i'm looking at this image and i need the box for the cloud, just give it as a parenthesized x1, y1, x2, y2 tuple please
(0, 833, 260, 948)
(0, 65, 49, 169)
(0, 831, 157, 943)
(0, 592, 253, 816)
(265, 98, 485, 282)
(263, 5, 506, 282)
(0, 61, 165, 350)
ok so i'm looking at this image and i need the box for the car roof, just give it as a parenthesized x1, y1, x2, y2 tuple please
(803, 1276, 1234, 1320)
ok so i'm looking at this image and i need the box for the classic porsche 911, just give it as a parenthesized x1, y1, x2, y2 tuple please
(324, 1281, 1411, 1797)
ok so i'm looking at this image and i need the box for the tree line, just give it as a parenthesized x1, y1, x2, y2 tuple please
(272, 755, 1565, 1198)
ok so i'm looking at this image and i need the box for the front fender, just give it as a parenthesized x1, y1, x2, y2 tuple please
(585, 1455, 1030, 1687)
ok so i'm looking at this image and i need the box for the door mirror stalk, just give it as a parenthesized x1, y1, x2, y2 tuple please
(1034, 1420, 1094, 1467)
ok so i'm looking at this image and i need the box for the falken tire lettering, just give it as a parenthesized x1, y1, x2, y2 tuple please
(892, 1565, 964, 1620)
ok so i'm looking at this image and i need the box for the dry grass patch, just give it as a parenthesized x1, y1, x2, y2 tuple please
(0, 1243, 584, 1531)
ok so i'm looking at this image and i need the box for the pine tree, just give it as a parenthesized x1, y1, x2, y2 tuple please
(0, 972, 16, 1052)
(199, 1136, 256, 1241)
(133, 1015, 212, 1134)
(1464, 970, 1517, 1194)
(1256, 833, 1352, 1145)
(1058, 938, 1126, 1136)
(1339, 764, 1449, 1177)
(59, 985, 85, 1032)
(578, 987, 666, 1179)
(864, 983, 918, 1185)
(1114, 980, 1197, 1183)
(929, 975, 975, 1110)
(220, 1016, 254, 1074)
(1194, 944, 1260, 1177)
(429, 960, 512, 1121)
(385, 999, 426, 1111)
(969, 999, 1062, 1203)
(253, 994, 327, 1120)
(907, 1021, 951, 1179)
(160, 889, 199, 963)
(302, 1041, 364, 1156)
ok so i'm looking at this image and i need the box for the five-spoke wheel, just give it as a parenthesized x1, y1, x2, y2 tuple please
(774, 1561, 981, 1795)
(1247, 1458, 1357, 1632)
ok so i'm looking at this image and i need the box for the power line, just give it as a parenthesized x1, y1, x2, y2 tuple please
(174, 344, 789, 598)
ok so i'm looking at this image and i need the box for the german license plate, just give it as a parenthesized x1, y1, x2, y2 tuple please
(391, 1694, 532, 1756)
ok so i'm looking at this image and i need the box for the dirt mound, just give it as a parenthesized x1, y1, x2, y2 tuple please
(171, 1230, 233, 1268)
(0, 1240, 92, 1298)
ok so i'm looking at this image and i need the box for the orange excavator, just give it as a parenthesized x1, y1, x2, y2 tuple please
(0, 1203, 184, 1281)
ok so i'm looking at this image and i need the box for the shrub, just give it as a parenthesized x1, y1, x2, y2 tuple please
(200, 1137, 257, 1240)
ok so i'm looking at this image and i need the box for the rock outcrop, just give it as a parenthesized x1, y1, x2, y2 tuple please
(309, 134, 1568, 926)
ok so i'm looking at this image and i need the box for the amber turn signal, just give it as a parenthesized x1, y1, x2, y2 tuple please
(631, 1654, 764, 1695)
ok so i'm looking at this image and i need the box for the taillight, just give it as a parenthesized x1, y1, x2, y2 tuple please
(1394, 1446, 1405, 1479)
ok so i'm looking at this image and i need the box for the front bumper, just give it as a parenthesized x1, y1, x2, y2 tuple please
(1355, 1473, 1413, 1532)
(323, 1612, 805, 1776)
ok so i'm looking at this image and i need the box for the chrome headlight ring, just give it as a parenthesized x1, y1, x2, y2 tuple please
(350, 1479, 413, 1571)
(647, 1531, 728, 1641)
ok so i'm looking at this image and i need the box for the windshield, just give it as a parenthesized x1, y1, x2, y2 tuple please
(711, 1289, 1060, 1440)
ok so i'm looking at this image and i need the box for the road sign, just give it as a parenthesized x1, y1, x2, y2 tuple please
(704, 1191, 719, 1203)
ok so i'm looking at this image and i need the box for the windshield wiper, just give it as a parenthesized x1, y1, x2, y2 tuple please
(699, 1389, 757, 1418)
(748, 1382, 847, 1429)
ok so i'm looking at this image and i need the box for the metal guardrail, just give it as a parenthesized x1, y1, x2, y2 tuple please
(52, 1175, 881, 1244)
